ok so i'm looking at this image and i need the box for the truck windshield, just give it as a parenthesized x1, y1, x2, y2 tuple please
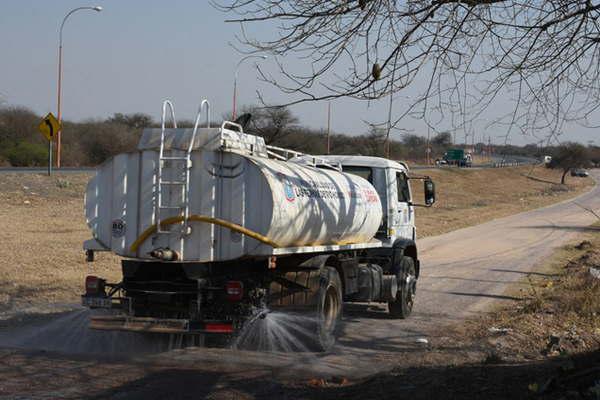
(342, 166, 373, 183)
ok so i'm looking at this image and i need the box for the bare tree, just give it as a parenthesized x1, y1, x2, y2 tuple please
(362, 127, 387, 156)
(215, 1, 600, 141)
(238, 105, 299, 144)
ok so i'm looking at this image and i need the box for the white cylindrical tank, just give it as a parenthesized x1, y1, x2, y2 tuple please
(85, 147, 383, 262)
(246, 156, 382, 247)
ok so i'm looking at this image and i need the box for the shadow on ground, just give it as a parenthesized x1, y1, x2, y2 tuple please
(1, 346, 597, 400)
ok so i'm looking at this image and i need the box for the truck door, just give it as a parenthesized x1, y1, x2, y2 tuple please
(393, 170, 414, 240)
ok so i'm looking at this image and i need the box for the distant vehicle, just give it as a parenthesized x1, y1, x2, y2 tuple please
(443, 148, 472, 167)
(464, 152, 473, 167)
(571, 169, 589, 177)
(543, 155, 552, 165)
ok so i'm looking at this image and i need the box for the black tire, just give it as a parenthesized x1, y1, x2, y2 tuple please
(266, 266, 342, 352)
(388, 256, 417, 318)
(309, 266, 343, 352)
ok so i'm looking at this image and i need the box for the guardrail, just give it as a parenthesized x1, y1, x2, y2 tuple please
(492, 161, 523, 168)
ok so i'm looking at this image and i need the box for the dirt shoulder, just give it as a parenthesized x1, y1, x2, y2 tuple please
(0, 173, 121, 318)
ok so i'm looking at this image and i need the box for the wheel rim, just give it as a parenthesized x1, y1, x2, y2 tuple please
(322, 285, 340, 333)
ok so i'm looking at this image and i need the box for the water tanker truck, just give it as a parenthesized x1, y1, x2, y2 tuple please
(81, 100, 436, 350)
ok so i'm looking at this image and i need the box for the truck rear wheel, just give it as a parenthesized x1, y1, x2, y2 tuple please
(388, 256, 416, 318)
(269, 265, 342, 352)
(310, 266, 343, 351)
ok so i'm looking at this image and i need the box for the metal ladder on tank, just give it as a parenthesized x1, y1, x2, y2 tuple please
(155, 99, 211, 237)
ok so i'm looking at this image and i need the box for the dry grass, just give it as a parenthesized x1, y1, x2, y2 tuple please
(466, 226, 600, 361)
(0, 173, 120, 317)
(0, 166, 594, 316)
(416, 165, 594, 237)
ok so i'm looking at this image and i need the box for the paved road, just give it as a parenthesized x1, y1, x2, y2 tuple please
(0, 167, 94, 173)
(0, 171, 597, 398)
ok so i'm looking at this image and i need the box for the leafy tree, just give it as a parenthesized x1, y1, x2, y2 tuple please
(589, 146, 600, 167)
(402, 134, 426, 149)
(0, 106, 39, 146)
(431, 132, 453, 148)
(78, 122, 140, 165)
(108, 113, 153, 130)
(5, 142, 47, 166)
(550, 143, 590, 184)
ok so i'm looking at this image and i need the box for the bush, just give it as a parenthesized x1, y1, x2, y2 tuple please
(78, 122, 140, 165)
(4, 142, 48, 166)
(0, 155, 9, 167)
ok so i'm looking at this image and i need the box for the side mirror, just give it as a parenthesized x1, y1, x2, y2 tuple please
(424, 179, 435, 206)
(407, 174, 436, 207)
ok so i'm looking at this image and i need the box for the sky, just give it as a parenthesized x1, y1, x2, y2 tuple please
(0, 0, 597, 146)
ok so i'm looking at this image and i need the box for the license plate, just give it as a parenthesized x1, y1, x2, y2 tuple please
(82, 296, 112, 309)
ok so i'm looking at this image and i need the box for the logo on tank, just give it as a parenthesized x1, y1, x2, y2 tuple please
(277, 173, 296, 202)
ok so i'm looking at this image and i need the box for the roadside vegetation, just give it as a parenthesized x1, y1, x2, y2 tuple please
(2, 104, 600, 167)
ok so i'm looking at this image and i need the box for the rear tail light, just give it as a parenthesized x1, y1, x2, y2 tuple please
(225, 281, 244, 302)
(85, 275, 105, 295)
(204, 323, 234, 334)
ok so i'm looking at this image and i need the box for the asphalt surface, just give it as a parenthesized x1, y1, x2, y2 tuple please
(0, 170, 597, 398)
(0, 167, 94, 173)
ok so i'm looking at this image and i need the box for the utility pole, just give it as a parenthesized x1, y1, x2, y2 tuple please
(426, 126, 431, 165)
(326, 101, 331, 154)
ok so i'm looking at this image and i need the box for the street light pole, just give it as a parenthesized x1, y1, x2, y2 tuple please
(56, 6, 102, 168)
(232, 55, 267, 120)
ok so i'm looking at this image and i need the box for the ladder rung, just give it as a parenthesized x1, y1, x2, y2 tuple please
(160, 181, 186, 185)
(155, 123, 194, 242)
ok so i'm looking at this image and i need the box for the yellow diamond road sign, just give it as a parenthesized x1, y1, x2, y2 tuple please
(38, 112, 61, 141)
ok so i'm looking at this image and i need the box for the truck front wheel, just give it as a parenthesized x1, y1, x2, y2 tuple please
(388, 256, 417, 318)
